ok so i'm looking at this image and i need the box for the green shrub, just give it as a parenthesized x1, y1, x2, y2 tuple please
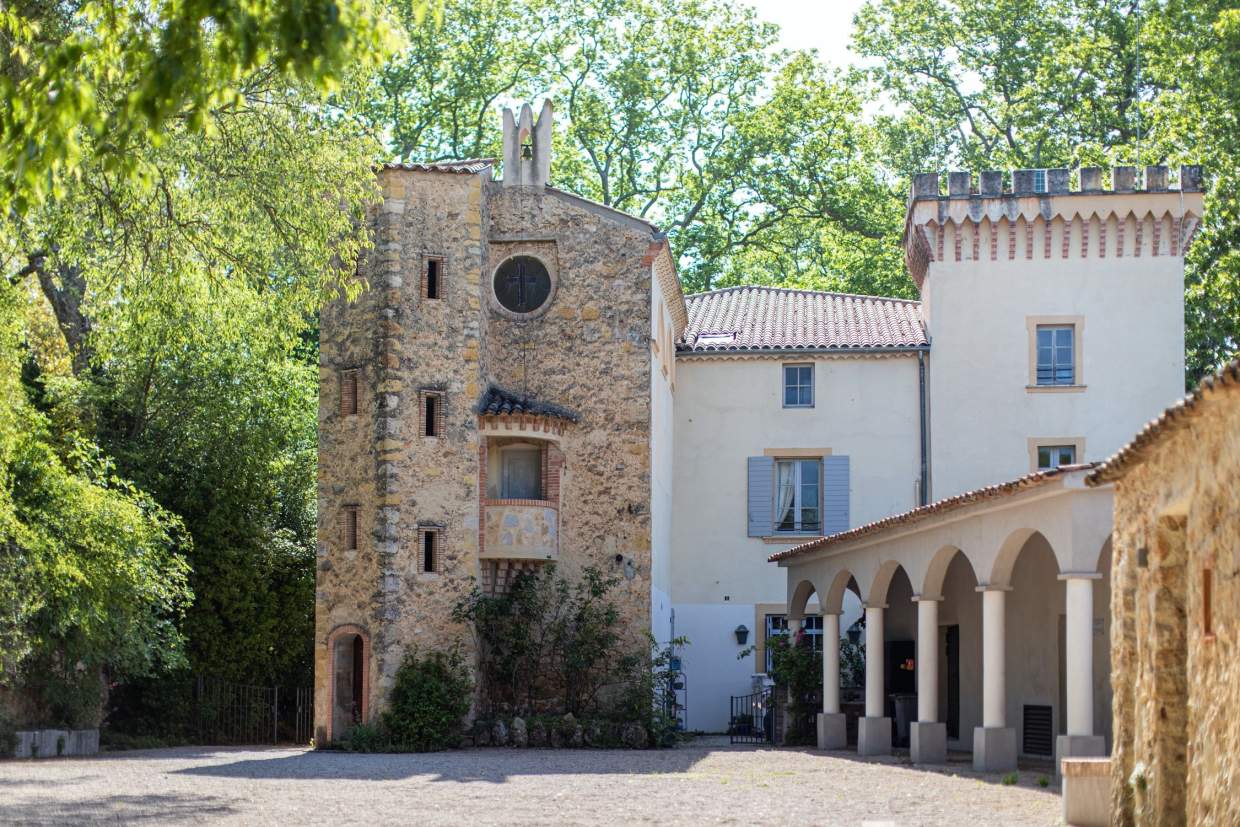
(380, 646, 472, 752)
(1001, 772, 1018, 785)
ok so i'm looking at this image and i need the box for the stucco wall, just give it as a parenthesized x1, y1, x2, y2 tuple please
(1106, 380, 1240, 826)
(925, 253, 1184, 499)
(671, 354, 922, 606)
(650, 280, 676, 646)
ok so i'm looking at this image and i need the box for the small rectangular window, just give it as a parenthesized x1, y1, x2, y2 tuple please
(783, 364, 814, 408)
(422, 392, 442, 437)
(764, 613, 788, 673)
(425, 257, 443, 300)
(420, 529, 439, 574)
(1036, 444, 1076, 470)
(340, 370, 359, 416)
(1203, 567, 1214, 637)
(1036, 325, 1075, 385)
(500, 446, 542, 499)
(342, 507, 358, 551)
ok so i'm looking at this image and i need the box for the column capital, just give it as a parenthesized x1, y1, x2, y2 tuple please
(1057, 571, 1103, 581)
(818, 610, 843, 617)
(975, 583, 1013, 593)
(913, 593, 944, 603)
(863, 602, 888, 610)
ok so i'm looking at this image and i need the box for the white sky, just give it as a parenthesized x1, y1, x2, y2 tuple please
(741, 0, 870, 67)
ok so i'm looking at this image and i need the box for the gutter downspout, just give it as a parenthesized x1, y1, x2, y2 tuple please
(918, 350, 929, 506)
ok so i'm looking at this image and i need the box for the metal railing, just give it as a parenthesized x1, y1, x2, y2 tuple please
(728, 689, 773, 744)
(194, 677, 313, 746)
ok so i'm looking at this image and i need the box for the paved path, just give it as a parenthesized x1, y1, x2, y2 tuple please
(0, 739, 1061, 825)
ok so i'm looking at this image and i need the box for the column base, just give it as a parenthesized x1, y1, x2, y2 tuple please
(910, 721, 947, 764)
(857, 716, 892, 756)
(1055, 734, 1106, 775)
(972, 726, 1017, 772)
(816, 712, 847, 750)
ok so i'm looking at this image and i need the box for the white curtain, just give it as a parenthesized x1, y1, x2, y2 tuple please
(775, 461, 796, 529)
(502, 448, 542, 499)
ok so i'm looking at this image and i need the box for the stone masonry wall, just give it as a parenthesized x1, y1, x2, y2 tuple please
(1107, 380, 1240, 825)
(482, 184, 656, 640)
(316, 171, 660, 739)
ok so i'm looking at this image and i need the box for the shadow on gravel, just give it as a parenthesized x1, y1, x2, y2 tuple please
(176, 746, 713, 784)
(0, 792, 236, 823)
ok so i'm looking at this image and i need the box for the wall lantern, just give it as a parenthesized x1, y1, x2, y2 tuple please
(734, 625, 749, 646)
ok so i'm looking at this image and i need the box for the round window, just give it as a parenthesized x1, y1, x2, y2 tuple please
(493, 256, 552, 315)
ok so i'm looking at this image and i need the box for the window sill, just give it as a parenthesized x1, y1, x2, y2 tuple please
(762, 534, 825, 545)
(782, 405, 815, 410)
(1026, 384, 1087, 394)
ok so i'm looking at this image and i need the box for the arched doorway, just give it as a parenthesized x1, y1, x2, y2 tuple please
(329, 626, 369, 741)
(922, 547, 981, 748)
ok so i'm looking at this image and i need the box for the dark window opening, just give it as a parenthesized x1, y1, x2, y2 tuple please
(421, 531, 437, 574)
(493, 256, 552, 314)
(426, 258, 442, 299)
(423, 394, 439, 437)
(1203, 567, 1214, 637)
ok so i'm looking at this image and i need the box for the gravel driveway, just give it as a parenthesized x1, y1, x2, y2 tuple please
(0, 737, 1061, 825)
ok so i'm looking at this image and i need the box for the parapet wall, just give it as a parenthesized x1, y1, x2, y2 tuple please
(903, 165, 1205, 289)
(911, 164, 1203, 200)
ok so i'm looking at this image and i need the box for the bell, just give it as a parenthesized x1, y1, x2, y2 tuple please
(521, 142, 534, 161)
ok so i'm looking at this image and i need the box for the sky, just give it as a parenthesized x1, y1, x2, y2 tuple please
(741, 0, 870, 66)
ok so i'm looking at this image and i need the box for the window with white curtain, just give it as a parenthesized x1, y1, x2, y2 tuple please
(774, 458, 821, 533)
(500, 446, 542, 499)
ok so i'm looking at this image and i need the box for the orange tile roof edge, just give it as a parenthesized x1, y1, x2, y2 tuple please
(769, 463, 1099, 564)
(1086, 357, 1240, 486)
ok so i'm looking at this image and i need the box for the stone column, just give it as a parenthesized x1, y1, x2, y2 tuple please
(911, 596, 946, 763)
(974, 586, 1016, 772)
(1057, 573, 1106, 768)
(817, 613, 846, 750)
(858, 604, 892, 756)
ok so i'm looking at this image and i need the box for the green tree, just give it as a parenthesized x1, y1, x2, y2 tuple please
(853, 0, 1240, 381)
(362, 0, 901, 294)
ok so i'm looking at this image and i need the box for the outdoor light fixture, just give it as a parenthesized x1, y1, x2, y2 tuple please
(734, 624, 749, 645)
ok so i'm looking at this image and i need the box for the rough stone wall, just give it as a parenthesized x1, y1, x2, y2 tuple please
(482, 184, 656, 640)
(316, 168, 488, 739)
(1108, 381, 1240, 825)
(316, 172, 659, 738)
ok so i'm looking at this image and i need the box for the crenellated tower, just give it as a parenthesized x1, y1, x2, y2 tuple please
(904, 165, 1204, 499)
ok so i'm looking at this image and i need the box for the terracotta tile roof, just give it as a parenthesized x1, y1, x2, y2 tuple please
(380, 159, 495, 174)
(678, 286, 928, 353)
(769, 464, 1097, 563)
(1087, 357, 1240, 485)
(475, 384, 580, 422)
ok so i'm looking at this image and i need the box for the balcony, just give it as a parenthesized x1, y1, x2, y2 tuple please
(481, 501, 558, 561)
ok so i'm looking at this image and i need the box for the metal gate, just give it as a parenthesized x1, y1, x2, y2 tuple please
(194, 677, 314, 745)
(729, 689, 773, 744)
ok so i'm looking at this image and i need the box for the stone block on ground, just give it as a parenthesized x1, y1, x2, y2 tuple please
(910, 721, 947, 764)
(972, 726, 1017, 773)
(816, 712, 847, 750)
(857, 717, 892, 757)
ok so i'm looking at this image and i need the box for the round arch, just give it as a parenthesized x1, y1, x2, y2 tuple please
(788, 579, 819, 620)
(325, 623, 371, 742)
(822, 569, 856, 615)
(867, 560, 909, 607)
(989, 528, 1060, 587)
(921, 544, 973, 599)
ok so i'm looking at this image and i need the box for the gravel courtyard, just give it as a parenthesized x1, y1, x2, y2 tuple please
(0, 738, 1061, 826)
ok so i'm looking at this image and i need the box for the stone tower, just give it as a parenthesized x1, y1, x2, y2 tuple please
(314, 101, 686, 743)
(904, 165, 1204, 499)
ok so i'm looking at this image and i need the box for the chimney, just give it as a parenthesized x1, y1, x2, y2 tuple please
(501, 100, 553, 189)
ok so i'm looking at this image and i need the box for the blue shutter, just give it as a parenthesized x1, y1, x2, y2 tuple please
(747, 456, 774, 537)
(822, 455, 850, 535)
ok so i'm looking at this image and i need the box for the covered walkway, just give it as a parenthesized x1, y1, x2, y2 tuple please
(772, 465, 1112, 771)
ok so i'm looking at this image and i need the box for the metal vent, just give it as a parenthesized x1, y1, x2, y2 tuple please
(1023, 704, 1054, 756)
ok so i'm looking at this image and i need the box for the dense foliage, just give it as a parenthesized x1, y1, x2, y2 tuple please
(367, 647, 472, 752)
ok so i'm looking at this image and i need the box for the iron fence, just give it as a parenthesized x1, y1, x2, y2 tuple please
(194, 676, 313, 746)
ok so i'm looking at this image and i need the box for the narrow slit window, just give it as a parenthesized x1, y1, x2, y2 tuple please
(342, 507, 358, 551)
(422, 392, 441, 437)
(425, 258, 443, 300)
(340, 370, 358, 416)
(1203, 567, 1214, 637)
(421, 529, 438, 574)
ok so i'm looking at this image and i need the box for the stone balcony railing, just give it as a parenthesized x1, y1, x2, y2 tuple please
(481, 500, 558, 561)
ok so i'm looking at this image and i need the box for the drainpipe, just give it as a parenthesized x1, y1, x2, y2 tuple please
(918, 351, 929, 505)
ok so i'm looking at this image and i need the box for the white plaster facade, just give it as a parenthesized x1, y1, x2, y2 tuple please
(666, 166, 1203, 750)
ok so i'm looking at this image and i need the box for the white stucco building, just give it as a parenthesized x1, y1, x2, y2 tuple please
(664, 165, 1203, 771)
